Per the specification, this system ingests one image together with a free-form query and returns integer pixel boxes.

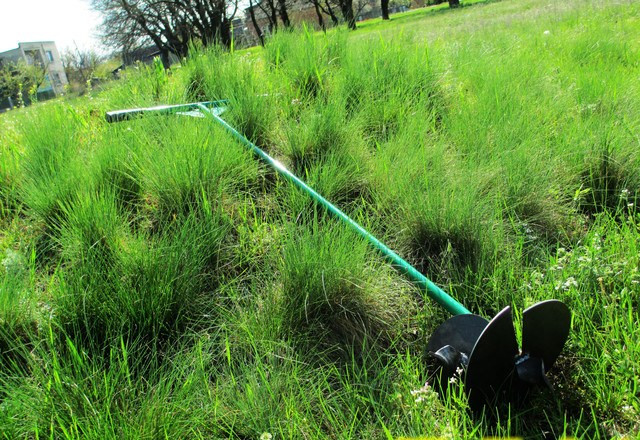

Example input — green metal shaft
[106,101,228,123]
[196,103,470,316]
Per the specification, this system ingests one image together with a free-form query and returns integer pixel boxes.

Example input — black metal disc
[465,306,519,409]
[522,299,571,372]
[427,314,490,357]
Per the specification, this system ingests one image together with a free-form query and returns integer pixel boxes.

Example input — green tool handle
[196,103,470,316]
[106,100,228,123]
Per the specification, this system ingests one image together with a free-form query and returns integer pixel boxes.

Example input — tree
[311,0,326,31]
[306,0,339,27]
[381,0,389,20]
[255,0,279,33]
[245,0,293,45]
[337,0,356,29]
[247,0,265,45]
[277,0,291,28]
[0,60,48,105]
[323,0,340,26]
[62,46,102,86]
[92,0,239,67]
[0,64,19,103]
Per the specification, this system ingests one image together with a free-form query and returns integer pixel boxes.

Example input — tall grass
[55,190,232,350]
[1,0,639,437]
[277,221,416,351]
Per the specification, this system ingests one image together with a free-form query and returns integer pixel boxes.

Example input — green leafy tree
[0,60,47,106]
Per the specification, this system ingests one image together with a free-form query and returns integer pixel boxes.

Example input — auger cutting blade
[427,301,571,410]
[427,314,489,376]
[517,299,571,386]
[465,306,520,409]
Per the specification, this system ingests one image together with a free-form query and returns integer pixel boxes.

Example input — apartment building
[0,41,69,98]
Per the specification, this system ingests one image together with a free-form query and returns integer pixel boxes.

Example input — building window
[25,50,39,65]
[53,72,62,86]
[46,50,54,62]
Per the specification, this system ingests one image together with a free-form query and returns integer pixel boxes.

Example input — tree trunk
[278,0,291,28]
[220,18,232,47]
[313,1,326,31]
[160,48,170,69]
[340,0,356,30]
[269,0,278,32]
[448,0,460,7]
[325,0,340,26]
[258,0,278,32]
[248,0,265,46]
[381,0,389,20]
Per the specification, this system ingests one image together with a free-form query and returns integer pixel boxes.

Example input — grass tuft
[55,192,231,350]
[579,143,639,217]
[278,221,416,352]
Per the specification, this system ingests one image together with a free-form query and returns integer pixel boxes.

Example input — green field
[1,0,639,437]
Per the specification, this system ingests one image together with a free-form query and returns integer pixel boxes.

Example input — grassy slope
[1,0,639,438]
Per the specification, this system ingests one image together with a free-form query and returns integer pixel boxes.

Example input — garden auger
[106,100,571,409]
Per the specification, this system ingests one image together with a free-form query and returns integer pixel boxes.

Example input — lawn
[0,0,639,438]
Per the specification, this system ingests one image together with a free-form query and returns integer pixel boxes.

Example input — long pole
[195,103,470,316]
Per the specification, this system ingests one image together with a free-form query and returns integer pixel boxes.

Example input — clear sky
[0,0,103,54]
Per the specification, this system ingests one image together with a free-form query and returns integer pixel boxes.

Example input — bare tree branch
[91,0,234,66]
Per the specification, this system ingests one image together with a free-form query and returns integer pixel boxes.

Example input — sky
[0,0,103,54]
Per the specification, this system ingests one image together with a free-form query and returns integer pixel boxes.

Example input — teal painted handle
[196,103,470,316]
[106,100,228,123]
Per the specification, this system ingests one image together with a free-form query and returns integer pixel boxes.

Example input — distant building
[0,41,69,99]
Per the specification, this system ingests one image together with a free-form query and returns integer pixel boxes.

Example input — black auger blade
[426,314,489,377]
[518,299,571,387]
[427,300,571,410]
[466,306,520,409]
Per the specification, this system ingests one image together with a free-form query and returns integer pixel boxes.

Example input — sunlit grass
[0,0,639,437]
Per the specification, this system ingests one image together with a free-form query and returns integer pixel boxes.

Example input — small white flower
[556,276,578,291]
[260,433,273,440]
[543,30,551,35]
[449,376,457,384]
[411,381,433,403]
[2,249,24,274]
[621,405,634,415]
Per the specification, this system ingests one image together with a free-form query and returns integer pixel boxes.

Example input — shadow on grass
[469,370,604,439]
[423,347,604,438]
